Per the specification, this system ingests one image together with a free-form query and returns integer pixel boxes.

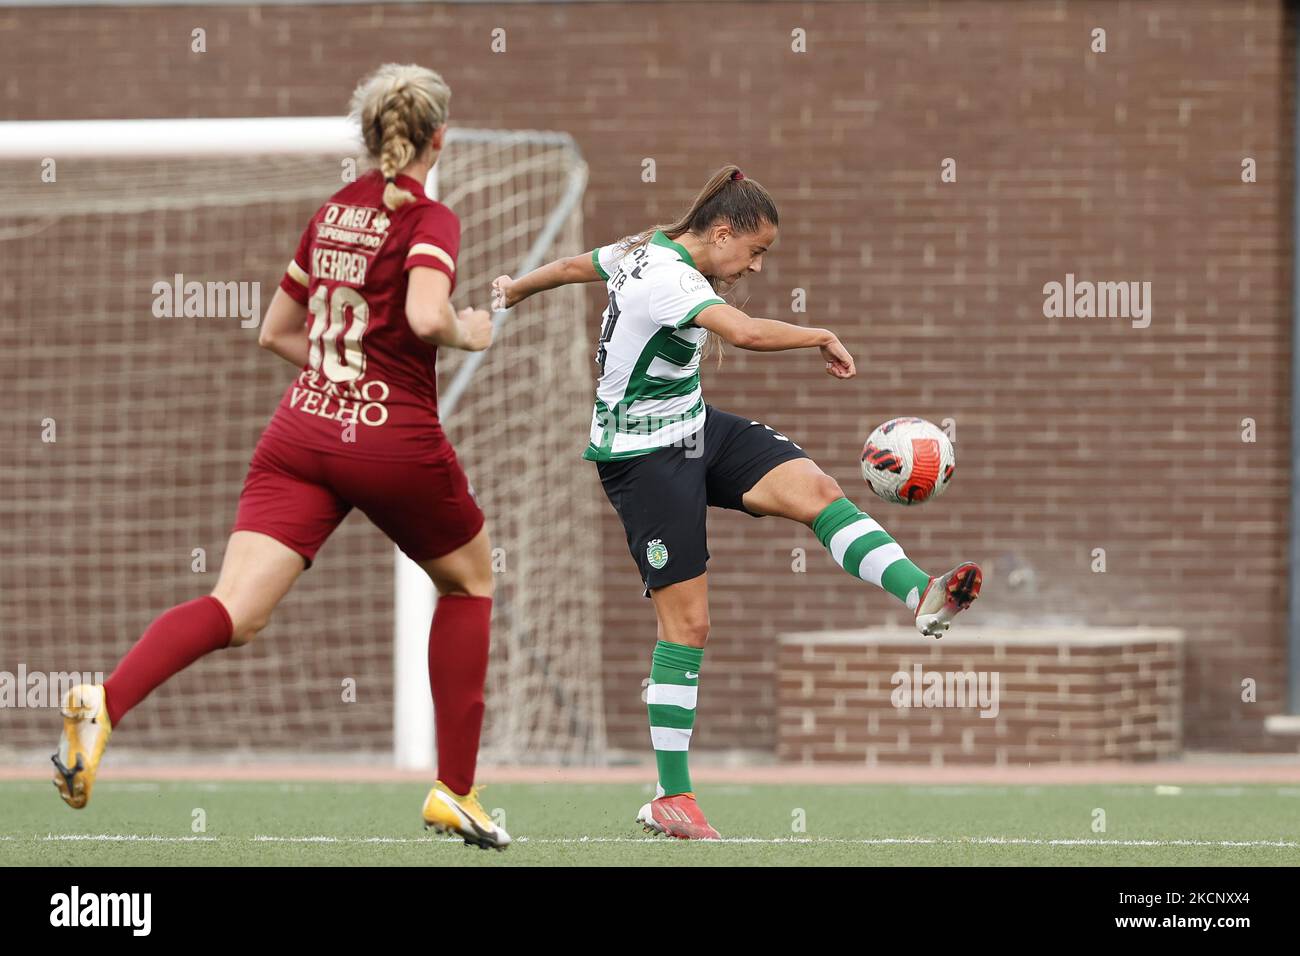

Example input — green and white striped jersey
[582,230,726,461]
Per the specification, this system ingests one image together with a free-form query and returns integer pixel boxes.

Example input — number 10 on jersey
[308,284,370,383]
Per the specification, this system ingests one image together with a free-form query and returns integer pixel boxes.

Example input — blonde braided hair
[350,64,451,210]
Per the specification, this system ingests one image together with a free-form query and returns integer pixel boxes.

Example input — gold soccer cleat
[51,684,113,810]
[421,781,512,851]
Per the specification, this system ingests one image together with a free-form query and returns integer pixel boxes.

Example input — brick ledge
[778,626,1185,647]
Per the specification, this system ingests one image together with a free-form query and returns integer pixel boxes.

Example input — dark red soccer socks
[103,595,234,727]
[427,594,492,795]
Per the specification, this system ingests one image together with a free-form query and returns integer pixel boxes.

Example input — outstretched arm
[693,303,856,379]
[491,252,602,310]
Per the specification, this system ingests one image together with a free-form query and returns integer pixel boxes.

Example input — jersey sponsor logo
[322,202,390,232]
[289,369,391,427]
[314,203,390,252]
[646,538,669,570]
[679,270,711,293]
[315,223,385,249]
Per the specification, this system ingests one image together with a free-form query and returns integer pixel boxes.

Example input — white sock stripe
[827,516,883,567]
[645,683,698,709]
[857,544,907,586]
[649,726,693,751]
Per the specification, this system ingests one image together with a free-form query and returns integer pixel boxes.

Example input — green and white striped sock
[646,640,702,797]
[812,497,931,610]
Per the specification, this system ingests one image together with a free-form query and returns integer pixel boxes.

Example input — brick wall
[0,0,1292,756]
[777,627,1183,764]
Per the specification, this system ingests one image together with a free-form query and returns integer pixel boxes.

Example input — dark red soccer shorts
[232,434,484,567]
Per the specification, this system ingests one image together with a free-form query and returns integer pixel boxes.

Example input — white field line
[6,780,1300,796]
[13,834,1297,849]
[40,833,218,842]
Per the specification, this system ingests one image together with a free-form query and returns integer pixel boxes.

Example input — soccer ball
[860,417,955,505]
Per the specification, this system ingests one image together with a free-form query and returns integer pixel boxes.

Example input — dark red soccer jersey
[263,169,460,462]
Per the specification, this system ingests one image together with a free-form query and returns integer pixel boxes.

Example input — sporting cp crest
[645,538,669,570]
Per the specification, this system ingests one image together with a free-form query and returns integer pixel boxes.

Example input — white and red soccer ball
[860,417,955,505]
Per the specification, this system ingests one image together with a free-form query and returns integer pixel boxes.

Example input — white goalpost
[0,117,606,768]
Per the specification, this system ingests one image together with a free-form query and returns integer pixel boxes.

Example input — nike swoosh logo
[684,672,698,679]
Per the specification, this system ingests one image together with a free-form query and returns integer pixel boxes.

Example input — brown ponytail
[623,164,778,256]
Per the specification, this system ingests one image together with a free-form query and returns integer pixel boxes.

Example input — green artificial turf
[2,781,1297,867]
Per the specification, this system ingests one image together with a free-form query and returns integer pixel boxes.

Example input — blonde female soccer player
[53,64,512,850]
[492,166,982,839]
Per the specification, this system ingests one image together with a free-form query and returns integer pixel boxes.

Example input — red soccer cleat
[914,561,983,638]
[636,793,721,840]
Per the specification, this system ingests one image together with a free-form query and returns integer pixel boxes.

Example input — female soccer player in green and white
[492,165,981,839]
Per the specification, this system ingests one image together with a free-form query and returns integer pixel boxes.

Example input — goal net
[0,121,606,766]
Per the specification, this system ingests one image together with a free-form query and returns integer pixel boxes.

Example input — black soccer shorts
[595,405,810,595]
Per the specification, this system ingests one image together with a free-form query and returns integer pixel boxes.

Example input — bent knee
[210,593,269,647]
[685,617,711,646]
[812,472,845,507]
[434,572,495,600]
[667,615,710,648]
[226,613,269,647]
